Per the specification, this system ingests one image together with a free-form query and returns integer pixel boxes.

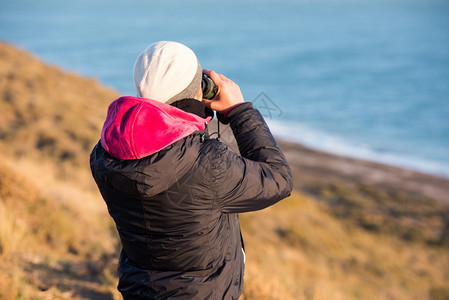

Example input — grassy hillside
[240,191,449,300]
[0,41,121,299]
[0,42,448,300]
[0,160,119,299]
[0,41,117,176]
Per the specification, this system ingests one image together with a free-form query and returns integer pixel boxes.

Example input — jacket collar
[171,98,214,119]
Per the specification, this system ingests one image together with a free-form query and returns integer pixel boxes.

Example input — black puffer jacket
[90,97,292,299]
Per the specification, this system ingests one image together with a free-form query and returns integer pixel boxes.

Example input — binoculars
[202,74,218,100]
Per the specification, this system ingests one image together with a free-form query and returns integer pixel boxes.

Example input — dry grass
[0,201,26,259]
[0,41,117,182]
[0,42,121,299]
[0,158,121,299]
[240,192,449,300]
[307,182,449,246]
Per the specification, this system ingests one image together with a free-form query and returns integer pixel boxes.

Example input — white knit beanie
[133,41,202,104]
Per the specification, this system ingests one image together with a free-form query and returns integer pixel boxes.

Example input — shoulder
[199,138,229,160]
[199,138,244,177]
[201,137,227,152]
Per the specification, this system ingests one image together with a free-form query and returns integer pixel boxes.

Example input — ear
[195,86,203,101]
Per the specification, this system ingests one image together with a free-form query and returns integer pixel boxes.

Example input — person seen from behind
[90,41,293,299]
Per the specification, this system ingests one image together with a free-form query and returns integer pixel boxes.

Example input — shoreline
[209,120,449,203]
[279,139,449,203]
[265,120,449,181]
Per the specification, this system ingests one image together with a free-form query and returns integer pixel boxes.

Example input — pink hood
[101,96,211,160]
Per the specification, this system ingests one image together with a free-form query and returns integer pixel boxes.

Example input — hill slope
[0,42,448,300]
[0,41,120,299]
[0,41,117,175]
[240,192,449,300]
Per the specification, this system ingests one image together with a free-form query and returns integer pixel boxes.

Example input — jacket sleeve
[212,103,293,213]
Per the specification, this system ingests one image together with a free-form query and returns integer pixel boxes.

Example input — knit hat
[133,41,202,105]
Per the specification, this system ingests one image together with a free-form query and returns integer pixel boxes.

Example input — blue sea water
[1,0,448,177]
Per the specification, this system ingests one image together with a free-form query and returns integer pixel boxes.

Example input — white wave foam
[267,119,449,179]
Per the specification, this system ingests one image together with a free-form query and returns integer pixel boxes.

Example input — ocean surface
[1,0,448,177]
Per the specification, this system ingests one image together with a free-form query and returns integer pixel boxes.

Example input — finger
[202,69,211,76]
[203,69,222,86]
[202,98,225,112]
[202,99,213,109]
[217,73,229,81]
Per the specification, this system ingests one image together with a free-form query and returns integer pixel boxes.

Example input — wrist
[223,103,244,117]
[217,102,253,124]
